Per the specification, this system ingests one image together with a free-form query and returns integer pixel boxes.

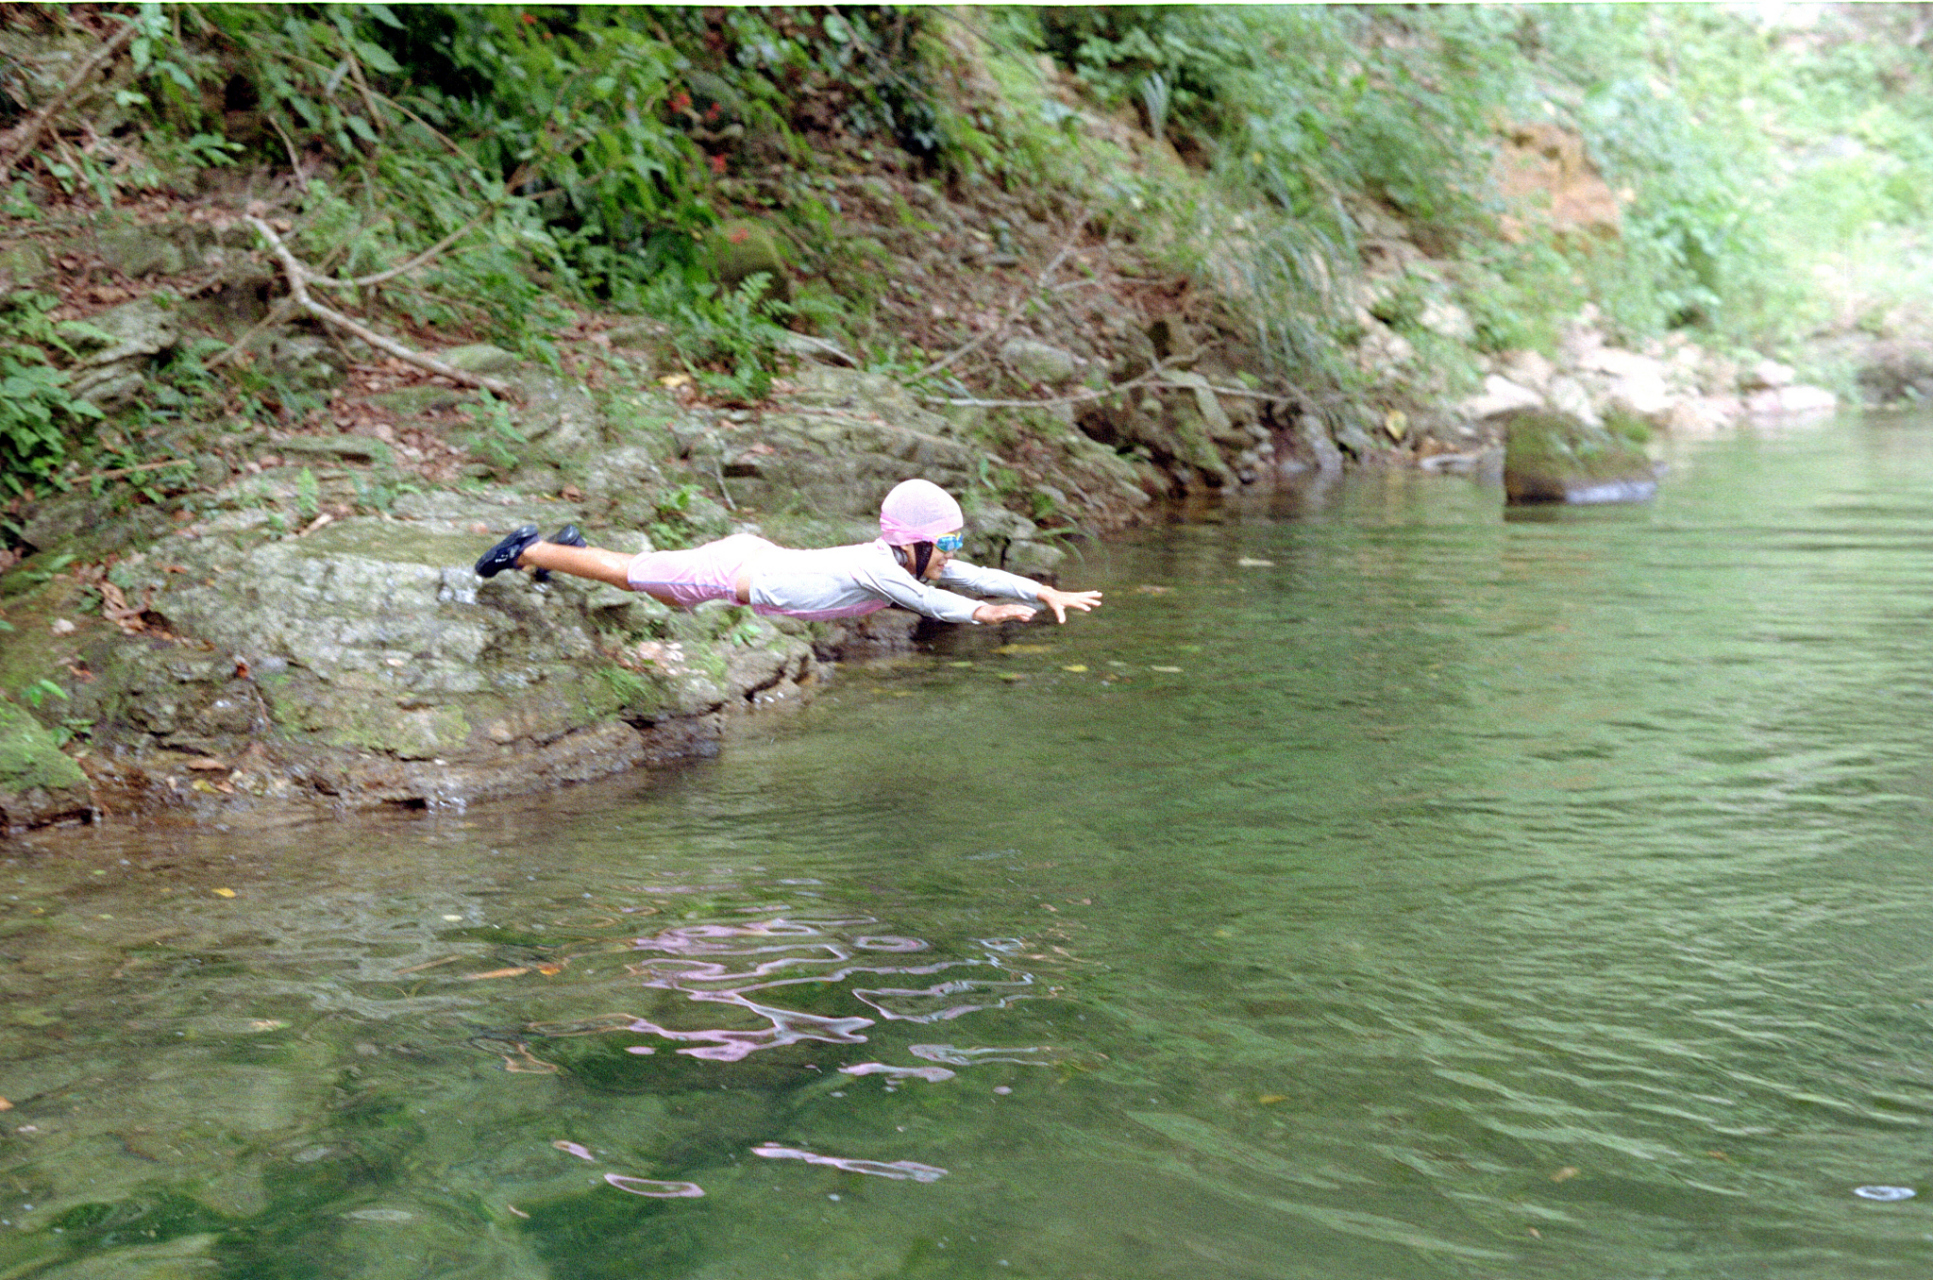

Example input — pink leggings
[626,534,775,608]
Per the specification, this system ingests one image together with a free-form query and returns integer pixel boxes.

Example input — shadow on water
[12,412,1933,1277]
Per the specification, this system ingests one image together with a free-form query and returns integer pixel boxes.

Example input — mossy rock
[1502,408,1657,505]
[0,699,90,829]
[706,219,791,306]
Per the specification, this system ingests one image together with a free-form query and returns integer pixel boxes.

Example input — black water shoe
[475,524,541,578]
[532,524,588,584]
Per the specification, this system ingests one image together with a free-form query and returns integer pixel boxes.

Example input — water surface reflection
[9,414,1933,1278]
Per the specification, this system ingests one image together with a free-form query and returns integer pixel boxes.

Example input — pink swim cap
[878,478,963,545]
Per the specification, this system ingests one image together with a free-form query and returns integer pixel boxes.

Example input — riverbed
[7,410,1933,1279]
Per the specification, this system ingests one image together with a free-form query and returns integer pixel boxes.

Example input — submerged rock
[1501,408,1657,505]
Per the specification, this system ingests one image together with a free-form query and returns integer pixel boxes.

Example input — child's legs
[518,543,636,590]
[625,535,773,608]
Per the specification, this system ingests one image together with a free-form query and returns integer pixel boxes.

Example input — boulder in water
[1501,408,1656,505]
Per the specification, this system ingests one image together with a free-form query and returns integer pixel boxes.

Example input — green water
[10,413,1933,1279]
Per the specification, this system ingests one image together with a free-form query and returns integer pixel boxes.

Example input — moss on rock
[0,699,90,829]
[708,219,792,305]
[1502,408,1657,504]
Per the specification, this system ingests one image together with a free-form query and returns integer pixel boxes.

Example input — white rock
[1546,374,1600,427]
[1585,348,1676,421]
[1418,299,1476,344]
[1460,374,1544,420]
[1608,374,1674,421]
[1356,321,1414,372]
[1667,394,1744,437]
[1000,338,1081,385]
[1743,358,1797,390]
[1559,315,1605,367]
[1747,384,1836,418]
[1780,384,1837,414]
[1577,346,1664,380]
[1497,350,1555,394]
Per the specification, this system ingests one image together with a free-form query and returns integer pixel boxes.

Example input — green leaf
[355,39,402,76]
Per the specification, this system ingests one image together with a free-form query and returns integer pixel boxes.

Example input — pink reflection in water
[610,916,1043,1061]
[907,1044,1053,1067]
[621,995,874,1062]
[634,917,870,953]
[839,1062,956,1082]
[500,1043,562,1074]
[493,915,1053,1071]
[751,1144,947,1182]
[604,1173,705,1198]
[852,976,1038,1023]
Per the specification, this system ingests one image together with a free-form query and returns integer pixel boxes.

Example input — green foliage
[1453,236,1586,356]
[0,292,106,497]
[1234,218,1354,389]
[21,678,67,708]
[294,467,320,521]
[1041,8,1507,246]
[463,392,527,472]
[12,0,1929,446]
[635,274,794,405]
[1023,3,1933,366]
[643,482,706,551]
[402,8,704,268]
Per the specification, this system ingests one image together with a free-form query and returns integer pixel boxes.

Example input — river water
[8,411,1933,1279]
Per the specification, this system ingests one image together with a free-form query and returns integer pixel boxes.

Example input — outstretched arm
[969,587,1103,625]
[938,559,1102,624]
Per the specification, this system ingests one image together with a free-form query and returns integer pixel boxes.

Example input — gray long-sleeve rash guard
[746,539,1046,623]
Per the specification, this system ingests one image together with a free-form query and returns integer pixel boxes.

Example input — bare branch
[246,216,514,395]
[0,18,138,175]
[67,457,197,484]
[305,123,593,293]
[307,206,499,292]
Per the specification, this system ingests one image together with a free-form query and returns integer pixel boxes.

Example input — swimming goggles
[934,533,964,553]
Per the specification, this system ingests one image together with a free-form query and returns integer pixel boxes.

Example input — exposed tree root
[244,216,515,397]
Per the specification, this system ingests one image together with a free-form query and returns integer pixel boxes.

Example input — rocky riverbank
[0,338,1105,831]
[0,100,1921,834]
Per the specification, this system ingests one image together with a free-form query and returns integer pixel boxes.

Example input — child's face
[922,534,961,579]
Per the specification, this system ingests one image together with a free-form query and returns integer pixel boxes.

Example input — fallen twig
[245,216,514,395]
[0,18,138,175]
[775,332,860,367]
[67,457,198,484]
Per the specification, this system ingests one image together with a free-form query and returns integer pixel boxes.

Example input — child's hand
[973,602,1039,624]
[1037,587,1103,623]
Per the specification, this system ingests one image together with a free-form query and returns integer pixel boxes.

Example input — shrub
[0,293,106,498]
